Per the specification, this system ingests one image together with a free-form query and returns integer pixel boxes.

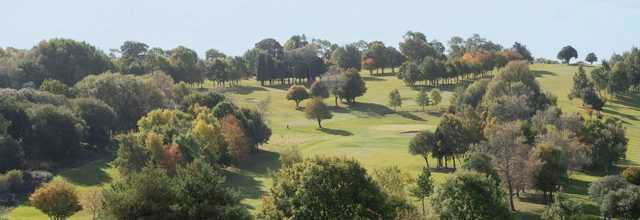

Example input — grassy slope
[9,64,639,219]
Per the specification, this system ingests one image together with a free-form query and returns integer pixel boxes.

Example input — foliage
[585,52,598,64]
[415,88,430,111]
[335,69,367,103]
[372,166,411,200]
[388,89,402,111]
[569,66,604,110]
[220,114,250,162]
[31,38,112,85]
[29,180,82,220]
[80,188,103,220]
[72,98,117,148]
[579,117,627,172]
[557,46,578,64]
[279,146,303,167]
[39,79,73,97]
[623,166,640,185]
[25,104,85,163]
[259,157,390,219]
[331,44,362,70]
[541,192,584,220]
[304,98,333,128]
[173,159,250,220]
[408,130,437,168]
[430,89,442,106]
[102,166,174,220]
[410,167,433,215]
[309,80,329,99]
[431,170,512,220]
[285,85,309,108]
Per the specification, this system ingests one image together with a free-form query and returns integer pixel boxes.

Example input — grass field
[7,64,639,219]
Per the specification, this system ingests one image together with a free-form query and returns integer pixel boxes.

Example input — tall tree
[586,52,598,64]
[388,89,402,111]
[416,88,430,111]
[286,85,310,108]
[481,122,530,211]
[511,42,533,62]
[331,44,362,70]
[557,46,578,64]
[410,167,434,215]
[32,38,112,85]
[304,98,333,128]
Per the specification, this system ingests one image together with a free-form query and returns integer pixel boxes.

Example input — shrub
[623,167,640,185]
[29,180,82,220]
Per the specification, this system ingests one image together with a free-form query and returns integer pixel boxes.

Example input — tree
[102,167,175,219]
[0,116,24,172]
[309,80,329,99]
[528,143,568,202]
[220,115,250,162]
[541,192,584,220]
[32,38,112,85]
[431,89,442,106]
[386,46,405,73]
[304,98,333,128]
[409,130,437,168]
[336,69,367,103]
[168,46,202,83]
[431,170,512,220]
[569,66,604,110]
[258,157,389,219]
[416,88,430,111]
[557,46,578,64]
[285,85,309,108]
[39,79,73,97]
[72,98,117,148]
[481,122,529,211]
[173,159,250,220]
[586,53,598,64]
[80,188,104,220]
[623,167,640,185]
[388,89,402,111]
[511,42,533,62]
[29,180,82,220]
[580,117,627,173]
[331,44,362,70]
[25,105,85,163]
[205,48,226,60]
[283,34,309,51]
[255,38,284,59]
[410,167,433,215]
[399,31,436,61]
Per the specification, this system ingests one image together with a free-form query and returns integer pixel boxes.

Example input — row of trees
[409,61,628,212]
[398,34,532,87]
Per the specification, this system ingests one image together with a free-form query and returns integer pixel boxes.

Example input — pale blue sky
[1,0,639,60]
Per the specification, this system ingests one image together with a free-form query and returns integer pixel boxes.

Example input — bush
[25,104,85,163]
[29,180,82,220]
[39,79,74,97]
[0,170,24,193]
[279,146,303,167]
[623,167,640,185]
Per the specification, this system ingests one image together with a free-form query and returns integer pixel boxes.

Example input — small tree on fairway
[416,88,430,111]
[286,85,309,108]
[557,46,578,64]
[388,89,402,111]
[410,167,433,216]
[431,89,442,106]
[586,53,598,65]
[309,80,329,99]
[304,98,333,128]
[30,180,82,220]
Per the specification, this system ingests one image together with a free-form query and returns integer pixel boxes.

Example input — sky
[1,0,639,61]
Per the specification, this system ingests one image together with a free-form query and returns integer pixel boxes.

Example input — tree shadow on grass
[397,111,426,121]
[362,76,386,81]
[225,150,281,203]
[610,93,640,110]
[601,108,638,121]
[429,167,456,174]
[531,70,557,77]
[348,102,393,117]
[58,159,112,187]
[220,85,268,95]
[318,127,353,136]
[409,83,459,92]
[263,83,292,91]
[564,177,591,195]
[329,106,351,113]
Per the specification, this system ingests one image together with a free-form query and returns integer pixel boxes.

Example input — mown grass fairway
[7,64,639,219]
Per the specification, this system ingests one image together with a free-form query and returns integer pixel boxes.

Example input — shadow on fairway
[531,70,557,77]
[220,85,268,95]
[318,127,353,136]
[225,150,281,203]
[362,76,386,81]
[397,111,426,121]
[348,102,393,117]
[58,159,113,186]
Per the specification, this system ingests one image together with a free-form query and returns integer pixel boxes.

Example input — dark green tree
[557,46,578,64]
